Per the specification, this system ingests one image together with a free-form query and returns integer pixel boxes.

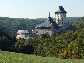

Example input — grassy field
[0,51,84,63]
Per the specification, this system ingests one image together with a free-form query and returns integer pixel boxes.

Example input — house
[16,30,29,39]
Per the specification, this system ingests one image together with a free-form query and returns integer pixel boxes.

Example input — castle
[16,6,70,39]
[32,6,70,36]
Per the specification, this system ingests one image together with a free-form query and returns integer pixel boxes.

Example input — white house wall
[16,35,21,39]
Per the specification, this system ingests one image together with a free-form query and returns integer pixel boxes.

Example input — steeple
[49,12,50,17]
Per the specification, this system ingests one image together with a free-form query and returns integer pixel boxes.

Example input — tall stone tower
[55,6,67,26]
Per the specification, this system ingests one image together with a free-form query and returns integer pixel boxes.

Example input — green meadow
[0,51,84,63]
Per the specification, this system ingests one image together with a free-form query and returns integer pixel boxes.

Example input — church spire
[49,12,50,17]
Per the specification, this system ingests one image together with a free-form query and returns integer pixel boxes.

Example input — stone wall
[54,23,70,34]
[35,29,54,36]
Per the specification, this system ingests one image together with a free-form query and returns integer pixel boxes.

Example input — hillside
[0,51,84,63]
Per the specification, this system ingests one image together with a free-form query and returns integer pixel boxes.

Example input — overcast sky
[0,0,84,19]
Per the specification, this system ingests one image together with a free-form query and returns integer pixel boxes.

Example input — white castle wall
[55,13,66,26]
[35,23,70,36]
[35,29,54,36]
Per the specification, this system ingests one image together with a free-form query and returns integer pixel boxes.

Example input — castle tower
[55,6,67,26]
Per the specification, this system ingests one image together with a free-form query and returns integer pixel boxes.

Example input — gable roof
[36,13,60,29]
[17,30,29,34]
[55,6,67,14]
[48,17,60,29]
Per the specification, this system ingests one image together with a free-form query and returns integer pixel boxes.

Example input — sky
[0,0,84,19]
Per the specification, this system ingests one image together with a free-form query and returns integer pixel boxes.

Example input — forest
[0,17,46,36]
[0,17,84,59]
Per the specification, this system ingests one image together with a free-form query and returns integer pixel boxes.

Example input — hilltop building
[32,6,70,36]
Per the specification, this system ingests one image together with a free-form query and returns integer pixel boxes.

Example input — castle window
[25,33,28,38]
[65,15,66,17]
[58,22,59,24]
[36,31,38,33]
[62,18,63,21]
[43,31,44,33]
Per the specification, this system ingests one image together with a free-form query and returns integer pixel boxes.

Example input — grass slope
[0,51,84,63]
